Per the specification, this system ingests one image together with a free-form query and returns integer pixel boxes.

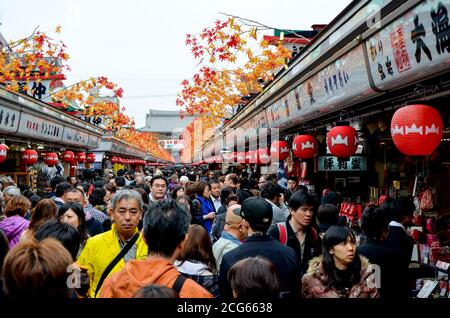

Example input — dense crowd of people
[0,167,417,299]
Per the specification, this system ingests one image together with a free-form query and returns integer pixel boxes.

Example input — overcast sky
[1,0,352,128]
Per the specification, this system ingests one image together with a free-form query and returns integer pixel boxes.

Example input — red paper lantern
[246,150,258,164]
[0,144,8,164]
[111,156,118,163]
[62,150,75,163]
[391,104,443,156]
[44,152,59,166]
[86,153,96,163]
[327,125,358,158]
[237,152,246,163]
[270,140,290,161]
[257,148,271,165]
[21,149,38,165]
[75,152,86,163]
[292,135,318,159]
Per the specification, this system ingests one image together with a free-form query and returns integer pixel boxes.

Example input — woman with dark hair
[196,182,216,234]
[58,202,88,257]
[21,199,58,241]
[228,256,280,298]
[171,186,185,200]
[176,195,203,226]
[89,187,107,213]
[0,195,31,249]
[302,225,379,298]
[175,224,219,297]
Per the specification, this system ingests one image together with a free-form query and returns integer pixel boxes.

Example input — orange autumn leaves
[177,18,292,128]
[0,26,172,162]
[0,27,70,93]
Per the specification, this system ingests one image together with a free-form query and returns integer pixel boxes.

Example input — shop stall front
[219,0,450,297]
[93,135,148,173]
[0,86,103,193]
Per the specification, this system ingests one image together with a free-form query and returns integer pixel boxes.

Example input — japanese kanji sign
[366,0,450,90]
[318,156,367,171]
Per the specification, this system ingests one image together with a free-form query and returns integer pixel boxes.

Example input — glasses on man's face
[153,184,167,189]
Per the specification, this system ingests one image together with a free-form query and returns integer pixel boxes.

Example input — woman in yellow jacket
[77,190,148,298]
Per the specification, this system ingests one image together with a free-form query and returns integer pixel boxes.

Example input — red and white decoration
[86,153,96,163]
[292,135,318,159]
[257,148,271,165]
[391,104,443,156]
[246,150,258,164]
[21,149,38,165]
[62,151,75,164]
[0,144,8,164]
[75,152,86,163]
[44,152,59,166]
[270,140,290,161]
[327,125,358,158]
[237,152,246,163]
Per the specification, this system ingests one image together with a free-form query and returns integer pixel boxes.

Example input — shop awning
[0,87,103,149]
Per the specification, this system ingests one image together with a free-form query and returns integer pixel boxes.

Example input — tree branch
[219,12,310,41]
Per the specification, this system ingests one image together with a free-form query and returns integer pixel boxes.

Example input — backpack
[420,189,434,212]
[276,222,318,245]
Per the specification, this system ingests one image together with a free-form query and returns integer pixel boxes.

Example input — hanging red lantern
[270,140,290,161]
[257,148,271,165]
[21,149,38,165]
[111,156,118,163]
[391,104,443,156]
[237,152,246,163]
[44,152,59,166]
[292,135,318,159]
[246,150,258,164]
[62,150,75,163]
[327,125,358,158]
[86,153,96,163]
[75,152,86,163]
[0,144,8,164]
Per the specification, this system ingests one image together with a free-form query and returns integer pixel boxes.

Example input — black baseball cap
[240,197,273,225]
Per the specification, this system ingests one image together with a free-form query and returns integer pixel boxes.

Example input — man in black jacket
[358,205,404,299]
[219,197,300,298]
[267,191,322,277]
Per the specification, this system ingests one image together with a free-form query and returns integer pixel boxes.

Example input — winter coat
[175,260,219,297]
[196,195,215,234]
[267,215,322,277]
[0,215,30,249]
[77,224,148,298]
[301,256,379,298]
[358,239,406,299]
[213,231,242,270]
[99,257,213,298]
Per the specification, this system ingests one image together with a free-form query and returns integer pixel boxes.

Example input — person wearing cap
[219,197,300,298]
[212,204,247,271]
